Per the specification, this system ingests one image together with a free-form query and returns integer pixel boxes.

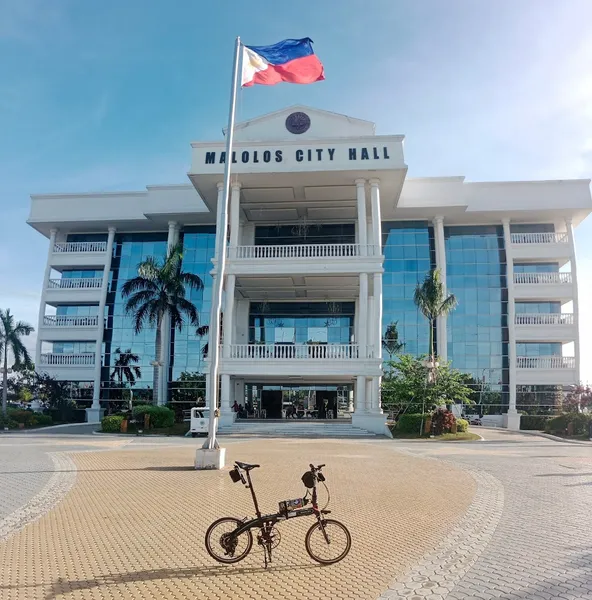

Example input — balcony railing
[227,343,365,360]
[39,353,95,366]
[47,278,103,290]
[230,244,377,260]
[53,241,107,253]
[515,313,574,326]
[514,272,572,285]
[516,356,576,369]
[43,315,100,327]
[511,232,568,245]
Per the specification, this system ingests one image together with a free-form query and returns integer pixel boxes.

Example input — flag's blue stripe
[246,38,314,66]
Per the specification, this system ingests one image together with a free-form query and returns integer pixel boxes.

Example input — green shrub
[0,415,19,429]
[546,414,569,433]
[132,405,175,429]
[546,413,592,435]
[456,418,469,433]
[101,415,125,433]
[520,415,553,431]
[32,414,54,427]
[7,408,36,426]
[396,413,431,434]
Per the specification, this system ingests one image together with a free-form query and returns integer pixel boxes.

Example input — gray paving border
[378,451,505,600]
[0,452,77,543]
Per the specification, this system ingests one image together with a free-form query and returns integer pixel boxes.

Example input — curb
[3,422,97,434]
[479,426,592,446]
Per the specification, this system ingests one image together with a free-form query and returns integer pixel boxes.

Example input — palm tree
[382,321,404,357]
[0,309,34,417]
[110,347,142,387]
[196,313,223,359]
[414,269,457,360]
[122,243,203,405]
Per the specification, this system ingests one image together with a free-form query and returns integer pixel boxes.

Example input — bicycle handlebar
[309,463,325,472]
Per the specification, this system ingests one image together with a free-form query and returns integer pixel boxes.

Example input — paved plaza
[0,429,590,599]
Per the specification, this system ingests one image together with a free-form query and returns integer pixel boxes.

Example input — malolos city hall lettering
[204,146,392,165]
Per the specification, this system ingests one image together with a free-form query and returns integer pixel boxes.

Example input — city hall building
[28,106,591,434]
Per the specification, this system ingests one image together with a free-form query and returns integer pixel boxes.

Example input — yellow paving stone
[0,439,475,599]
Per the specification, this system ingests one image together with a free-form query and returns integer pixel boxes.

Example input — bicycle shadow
[32,561,324,599]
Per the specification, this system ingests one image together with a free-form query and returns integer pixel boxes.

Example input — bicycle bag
[301,471,315,488]
[229,467,242,483]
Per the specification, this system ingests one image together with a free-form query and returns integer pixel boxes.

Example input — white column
[373,272,383,414]
[433,216,447,362]
[356,375,366,412]
[158,221,179,405]
[229,183,241,258]
[88,227,116,422]
[355,179,367,256]
[222,274,236,359]
[369,179,382,256]
[365,378,373,412]
[367,294,374,356]
[358,273,368,357]
[220,374,231,416]
[36,228,58,366]
[502,219,519,429]
[214,182,225,261]
[566,217,581,383]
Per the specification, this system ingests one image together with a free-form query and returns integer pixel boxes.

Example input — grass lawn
[389,429,481,441]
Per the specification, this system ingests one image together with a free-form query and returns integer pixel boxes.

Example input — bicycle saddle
[235,461,260,471]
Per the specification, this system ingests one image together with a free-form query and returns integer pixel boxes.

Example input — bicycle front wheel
[205,517,253,564]
[305,518,351,565]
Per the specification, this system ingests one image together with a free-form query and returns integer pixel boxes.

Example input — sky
[1,0,591,375]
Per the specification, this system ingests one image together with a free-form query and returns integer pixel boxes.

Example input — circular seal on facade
[285,112,311,134]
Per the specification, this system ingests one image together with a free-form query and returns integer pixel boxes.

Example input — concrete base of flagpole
[195,447,226,470]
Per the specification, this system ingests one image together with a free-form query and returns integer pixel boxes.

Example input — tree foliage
[382,321,404,357]
[381,354,474,416]
[413,269,457,358]
[0,309,34,416]
[121,243,203,404]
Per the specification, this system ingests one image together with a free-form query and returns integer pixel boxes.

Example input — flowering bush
[431,408,456,435]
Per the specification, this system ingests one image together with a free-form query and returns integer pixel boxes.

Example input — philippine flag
[241,38,325,87]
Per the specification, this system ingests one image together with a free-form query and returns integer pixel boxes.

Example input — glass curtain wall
[169,227,216,404]
[102,233,168,402]
[445,226,508,414]
[381,222,434,357]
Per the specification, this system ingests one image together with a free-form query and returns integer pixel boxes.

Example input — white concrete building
[28,106,592,434]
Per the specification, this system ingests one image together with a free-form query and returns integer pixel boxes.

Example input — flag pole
[204,36,241,452]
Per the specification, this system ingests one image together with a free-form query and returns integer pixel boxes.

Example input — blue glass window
[445,226,508,402]
[381,222,433,357]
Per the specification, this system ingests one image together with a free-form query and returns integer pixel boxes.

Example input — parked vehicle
[190,407,211,437]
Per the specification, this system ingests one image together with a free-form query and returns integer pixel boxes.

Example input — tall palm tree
[382,321,404,357]
[122,243,203,405]
[196,313,223,359]
[0,309,34,417]
[110,347,141,386]
[414,269,457,360]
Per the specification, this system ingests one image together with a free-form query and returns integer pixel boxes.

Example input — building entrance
[245,384,352,420]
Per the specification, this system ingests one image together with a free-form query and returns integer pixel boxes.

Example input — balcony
[38,353,96,380]
[516,355,577,385]
[514,313,576,342]
[513,272,573,301]
[511,232,570,262]
[220,343,381,378]
[40,315,100,342]
[51,241,108,268]
[224,244,381,276]
[43,315,100,327]
[45,277,103,304]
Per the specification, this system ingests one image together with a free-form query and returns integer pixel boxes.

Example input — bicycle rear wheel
[205,517,253,564]
[305,518,351,565]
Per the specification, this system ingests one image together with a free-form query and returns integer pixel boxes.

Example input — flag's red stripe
[243,54,325,87]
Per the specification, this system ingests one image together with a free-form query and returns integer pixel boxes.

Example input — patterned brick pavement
[0,439,475,600]
[383,430,592,599]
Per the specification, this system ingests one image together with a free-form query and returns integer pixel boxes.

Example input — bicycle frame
[232,466,328,538]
